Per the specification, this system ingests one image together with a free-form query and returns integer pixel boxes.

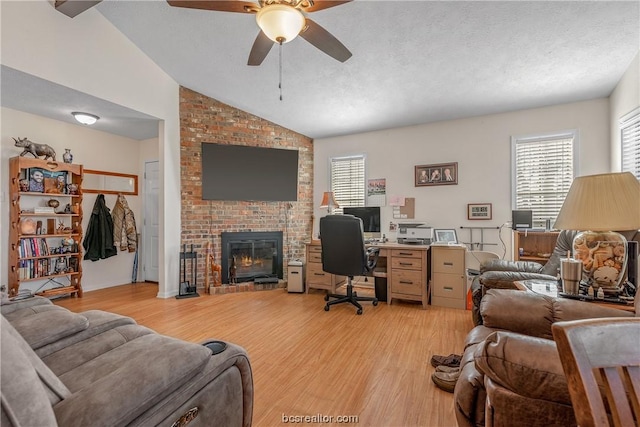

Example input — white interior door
[144,161,160,282]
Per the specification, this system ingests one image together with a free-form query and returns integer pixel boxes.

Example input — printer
[396,223,433,244]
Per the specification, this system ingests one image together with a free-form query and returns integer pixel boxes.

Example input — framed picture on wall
[467,203,492,220]
[415,162,458,186]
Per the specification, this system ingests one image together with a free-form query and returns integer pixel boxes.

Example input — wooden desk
[373,243,430,309]
[305,241,430,309]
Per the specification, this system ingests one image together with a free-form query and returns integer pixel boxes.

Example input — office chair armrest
[365,247,380,272]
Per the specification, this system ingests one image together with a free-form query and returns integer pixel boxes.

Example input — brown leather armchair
[454,288,637,427]
[470,229,639,326]
[470,230,579,325]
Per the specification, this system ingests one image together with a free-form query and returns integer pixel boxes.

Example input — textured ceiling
[2,1,639,140]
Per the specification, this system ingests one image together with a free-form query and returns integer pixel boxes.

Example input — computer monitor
[512,210,533,230]
[343,207,381,239]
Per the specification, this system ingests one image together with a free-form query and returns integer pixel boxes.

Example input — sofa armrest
[1,295,52,315]
[473,331,572,406]
[480,289,634,340]
[479,271,557,291]
[480,259,544,274]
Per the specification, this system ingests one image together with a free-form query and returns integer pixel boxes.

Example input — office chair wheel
[372,299,378,306]
[324,304,330,311]
[324,294,330,302]
[356,308,363,315]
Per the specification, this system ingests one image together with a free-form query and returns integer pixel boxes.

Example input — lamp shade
[256,4,305,43]
[72,112,99,125]
[554,172,640,231]
[320,191,339,210]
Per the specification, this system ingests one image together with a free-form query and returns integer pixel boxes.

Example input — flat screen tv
[343,207,381,236]
[201,143,299,201]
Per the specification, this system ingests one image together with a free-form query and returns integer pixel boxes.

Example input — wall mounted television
[343,207,381,237]
[201,143,299,201]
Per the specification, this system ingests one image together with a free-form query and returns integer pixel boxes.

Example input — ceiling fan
[166,0,353,66]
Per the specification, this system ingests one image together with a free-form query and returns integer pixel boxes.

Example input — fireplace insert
[221,231,283,284]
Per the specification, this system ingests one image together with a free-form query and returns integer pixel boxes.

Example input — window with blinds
[512,131,577,227]
[621,108,640,179]
[330,155,366,212]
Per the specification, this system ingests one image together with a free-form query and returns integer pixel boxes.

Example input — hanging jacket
[83,194,117,261]
[112,194,138,252]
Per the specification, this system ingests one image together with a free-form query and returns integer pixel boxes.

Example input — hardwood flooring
[55,283,473,426]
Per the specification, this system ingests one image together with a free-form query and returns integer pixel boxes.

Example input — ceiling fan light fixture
[72,112,99,125]
[256,4,305,43]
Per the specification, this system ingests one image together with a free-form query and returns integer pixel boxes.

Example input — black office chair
[320,214,380,315]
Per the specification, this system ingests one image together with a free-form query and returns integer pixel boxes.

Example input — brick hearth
[209,281,286,294]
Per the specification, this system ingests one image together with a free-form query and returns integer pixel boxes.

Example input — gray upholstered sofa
[1,296,253,427]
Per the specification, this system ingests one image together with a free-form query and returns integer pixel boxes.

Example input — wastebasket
[287,260,304,293]
[374,276,387,302]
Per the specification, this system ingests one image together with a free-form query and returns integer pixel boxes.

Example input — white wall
[610,52,640,171]
[314,98,610,259]
[1,108,146,292]
[0,1,180,297]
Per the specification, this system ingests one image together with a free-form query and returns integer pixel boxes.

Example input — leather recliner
[454,288,638,427]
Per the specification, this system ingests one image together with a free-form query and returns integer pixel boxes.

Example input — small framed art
[467,203,492,220]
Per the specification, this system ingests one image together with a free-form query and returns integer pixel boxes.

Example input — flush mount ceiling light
[256,4,305,44]
[72,112,99,125]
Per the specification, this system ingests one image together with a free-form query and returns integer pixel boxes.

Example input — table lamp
[554,172,640,294]
[320,191,339,214]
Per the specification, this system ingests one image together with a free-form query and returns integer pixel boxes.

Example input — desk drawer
[391,269,423,296]
[432,248,465,274]
[391,249,423,258]
[308,252,322,263]
[306,262,331,286]
[431,273,465,299]
[391,257,422,270]
[308,245,322,254]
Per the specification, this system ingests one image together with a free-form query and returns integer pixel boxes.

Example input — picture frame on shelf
[415,162,458,186]
[434,229,458,244]
[468,203,492,220]
[42,170,68,194]
[27,168,45,193]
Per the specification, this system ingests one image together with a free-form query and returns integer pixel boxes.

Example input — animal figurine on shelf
[13,137,57,160]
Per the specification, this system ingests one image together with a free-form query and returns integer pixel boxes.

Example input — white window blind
[621,108,640,179]
[330,155,365,212]
[512,132,576,227]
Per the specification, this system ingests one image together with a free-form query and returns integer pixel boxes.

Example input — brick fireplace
[179,86,313,288]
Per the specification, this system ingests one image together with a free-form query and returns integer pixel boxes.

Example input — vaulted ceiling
[2,1,639,140]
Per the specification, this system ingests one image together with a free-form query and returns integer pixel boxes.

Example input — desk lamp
[320,191,339,214]
[313,192,340,241]
[554,172,640,294]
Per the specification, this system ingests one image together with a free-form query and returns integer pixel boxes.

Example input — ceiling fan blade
[166,1,257,13]
[248,31,274,66]
[299,19,352,62]
[304,0,352,13]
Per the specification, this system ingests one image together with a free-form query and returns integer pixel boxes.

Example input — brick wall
[179,86,313,285]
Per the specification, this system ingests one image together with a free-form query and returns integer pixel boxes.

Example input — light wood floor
[55,283,473,427]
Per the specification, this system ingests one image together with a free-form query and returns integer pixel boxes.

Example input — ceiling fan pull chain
[279,41,283,101]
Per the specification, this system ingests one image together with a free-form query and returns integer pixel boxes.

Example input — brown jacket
[112,194,137,252]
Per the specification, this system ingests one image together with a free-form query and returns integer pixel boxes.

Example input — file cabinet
[431,245,466,309]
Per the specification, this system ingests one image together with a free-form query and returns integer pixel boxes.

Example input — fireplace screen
[221,231,283,284]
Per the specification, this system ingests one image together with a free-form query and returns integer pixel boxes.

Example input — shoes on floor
[430,353,462,368]
[435,365,460,373]
[431,369,460,393]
